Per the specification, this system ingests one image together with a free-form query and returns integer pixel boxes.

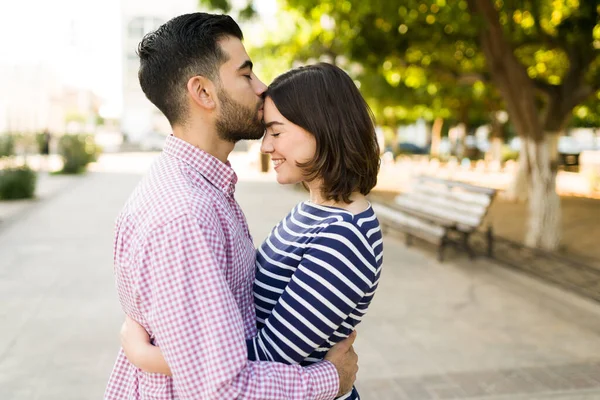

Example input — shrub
[464,147,484,160]
[0,135,15,158]
[35,132,51,155]
[58,134,101,174]
[0,166,37,200]
[501,146,519,163]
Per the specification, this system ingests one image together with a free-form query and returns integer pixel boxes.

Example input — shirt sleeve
[143,214,339,400]
[246,220,378,364]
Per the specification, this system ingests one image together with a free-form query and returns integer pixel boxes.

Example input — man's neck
[172,125,234,164]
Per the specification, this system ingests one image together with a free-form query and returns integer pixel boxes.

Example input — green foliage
[501,146,519,163]
[57,134,101,174]
[199,0,257,19]
[244,0,503,128]
[0,166,37,200]
[207,0,599,130]
[0,135,15,158]
[571,91,600,128]
[35,132,52,155]
[199,0,232,13]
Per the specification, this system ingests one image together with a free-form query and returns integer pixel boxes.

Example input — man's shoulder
[118,157,222,237]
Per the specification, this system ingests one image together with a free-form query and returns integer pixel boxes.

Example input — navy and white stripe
[247,201,384,400]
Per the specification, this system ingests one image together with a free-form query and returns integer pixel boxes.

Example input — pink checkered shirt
[105,135,339,399]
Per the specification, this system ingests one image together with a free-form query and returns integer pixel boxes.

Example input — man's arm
[143,214,340,400]
[119,317,358,397]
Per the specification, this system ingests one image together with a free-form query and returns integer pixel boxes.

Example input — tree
[249,1,505,154]
[202,0,600,250]
[466,0,599,249]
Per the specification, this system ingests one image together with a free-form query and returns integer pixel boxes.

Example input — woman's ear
[187,76,217,110]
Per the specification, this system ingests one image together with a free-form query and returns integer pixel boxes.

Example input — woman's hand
[120,315,172,376]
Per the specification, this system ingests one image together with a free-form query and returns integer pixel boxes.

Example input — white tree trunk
[523,135,561,250]
[507,132,560,202]
[490,137,503,164]
[449,123,466,158]
[430,118,443,158]
[506,145,530,202]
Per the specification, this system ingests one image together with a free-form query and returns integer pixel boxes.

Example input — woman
[121,63,383,399]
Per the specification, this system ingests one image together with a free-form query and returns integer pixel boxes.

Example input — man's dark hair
[266,63,380,203]
[137,13,243,126]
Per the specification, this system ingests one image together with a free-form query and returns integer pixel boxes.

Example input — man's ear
[187,76,217,110]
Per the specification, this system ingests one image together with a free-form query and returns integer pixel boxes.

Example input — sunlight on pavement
[89,151,277,183]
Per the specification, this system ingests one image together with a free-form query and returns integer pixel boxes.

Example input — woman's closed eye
[271,132,281,138]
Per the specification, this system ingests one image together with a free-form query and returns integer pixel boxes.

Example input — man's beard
[215,88,264,143]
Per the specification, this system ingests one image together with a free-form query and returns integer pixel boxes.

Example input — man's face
[214,37,267,143]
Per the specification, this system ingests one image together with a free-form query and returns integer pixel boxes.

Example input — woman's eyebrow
[264,121,284,128]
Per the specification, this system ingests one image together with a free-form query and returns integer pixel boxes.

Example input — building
[120,0,197,142]
[0,64,65,134]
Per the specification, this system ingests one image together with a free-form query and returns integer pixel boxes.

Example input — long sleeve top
[247,201,384,400]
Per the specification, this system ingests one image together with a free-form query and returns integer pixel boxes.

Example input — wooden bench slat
[414,184,492,207]
[372,176,495,262]
[417,175,497,196]
[373,204,445,243]
[404,192,487,219]
[395,196,482,228]
[392,206,456,227]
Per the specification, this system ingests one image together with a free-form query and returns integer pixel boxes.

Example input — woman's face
[260,97,316,185]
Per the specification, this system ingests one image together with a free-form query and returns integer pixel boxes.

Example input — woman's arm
[120,315,172,376]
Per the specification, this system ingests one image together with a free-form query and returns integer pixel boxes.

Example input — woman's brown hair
[266,63,380,203]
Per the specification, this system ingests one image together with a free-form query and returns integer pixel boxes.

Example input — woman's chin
[275,174,300,186]
[275,174,289,185]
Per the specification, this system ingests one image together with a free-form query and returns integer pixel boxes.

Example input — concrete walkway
[1,153,599,399]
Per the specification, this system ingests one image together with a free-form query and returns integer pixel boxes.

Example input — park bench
[373,176,496,262]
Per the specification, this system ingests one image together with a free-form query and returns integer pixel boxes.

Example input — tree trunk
[487,114,504,165]
[430,117,443,158]
[490,137,503,163]
[507,147,529,201]
[507,131,560,202]
[449,123,467,158]
[467,0,563,250]
[523,136,561,250]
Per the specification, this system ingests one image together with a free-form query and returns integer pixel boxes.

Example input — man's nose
[253,75,267,97]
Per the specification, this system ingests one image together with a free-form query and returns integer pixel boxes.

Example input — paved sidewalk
[0,172,83,230]
[0,153,599,399]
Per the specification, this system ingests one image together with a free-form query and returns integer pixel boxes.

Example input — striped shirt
[247,201,384,400]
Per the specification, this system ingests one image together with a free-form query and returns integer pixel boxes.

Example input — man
[105,12,358,399]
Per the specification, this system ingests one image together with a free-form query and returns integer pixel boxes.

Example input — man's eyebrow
[237,60,253,71]
[264,121,284,128]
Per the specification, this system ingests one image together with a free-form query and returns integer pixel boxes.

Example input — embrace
[105,12,383,400]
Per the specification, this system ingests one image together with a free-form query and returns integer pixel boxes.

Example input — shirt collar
[162,135,238,195]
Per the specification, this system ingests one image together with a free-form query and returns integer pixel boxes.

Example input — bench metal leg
[462,232,475,260]
[437,239,447,262]
[486,226,494,258]
[406,233,413,247]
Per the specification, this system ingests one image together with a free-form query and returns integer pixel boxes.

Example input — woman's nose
[260,135,273,154]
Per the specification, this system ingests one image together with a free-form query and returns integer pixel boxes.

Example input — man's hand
[324,331,359,397]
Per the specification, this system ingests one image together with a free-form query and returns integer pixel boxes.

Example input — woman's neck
[306,181,369,213]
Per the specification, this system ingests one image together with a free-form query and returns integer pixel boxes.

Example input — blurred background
[1,0,600,399]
